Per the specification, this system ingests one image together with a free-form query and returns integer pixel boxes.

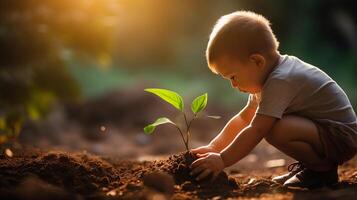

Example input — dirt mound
[0,150,120,195]
[149,151,239,198]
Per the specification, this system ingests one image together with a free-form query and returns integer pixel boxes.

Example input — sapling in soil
[143,88,220,152]
[142,88,234,186]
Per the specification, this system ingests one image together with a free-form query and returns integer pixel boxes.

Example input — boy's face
[213,55,266,93]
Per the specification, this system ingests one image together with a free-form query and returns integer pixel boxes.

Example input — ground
[1,87,356,199]
[0,147,356,200]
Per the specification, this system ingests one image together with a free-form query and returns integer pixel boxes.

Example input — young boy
[189,11,357,189]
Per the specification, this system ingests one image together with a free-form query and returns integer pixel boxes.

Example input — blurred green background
[0,0,356,142]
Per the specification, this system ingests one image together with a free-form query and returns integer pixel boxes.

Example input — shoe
[283,166,338,189]
[272,162,305,184]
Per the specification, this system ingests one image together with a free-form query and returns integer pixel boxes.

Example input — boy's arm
[209,103,257,151]
[220,113,277,167]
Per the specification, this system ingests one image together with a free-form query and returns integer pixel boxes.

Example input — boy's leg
[265,115,334,171]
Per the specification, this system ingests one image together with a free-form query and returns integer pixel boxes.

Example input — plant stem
[183,113,190,149]
[173,123,189,151]
[183,113,189,129]
[183,113,197,151]
[187,114,196,131]
[186,114,197,150]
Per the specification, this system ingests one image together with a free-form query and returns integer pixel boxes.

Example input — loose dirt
[0,148,356,200]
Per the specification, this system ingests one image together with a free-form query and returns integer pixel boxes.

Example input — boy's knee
[264,115,296,145]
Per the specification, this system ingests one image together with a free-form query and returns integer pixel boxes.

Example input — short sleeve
[256,79,297,119]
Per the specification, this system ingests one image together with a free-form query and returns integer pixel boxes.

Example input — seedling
[143,88,220,151]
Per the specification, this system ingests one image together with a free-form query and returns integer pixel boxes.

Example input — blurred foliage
[0,0,356,142]
[0,0,120,142]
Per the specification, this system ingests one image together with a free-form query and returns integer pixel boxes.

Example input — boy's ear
[249,54,266,69]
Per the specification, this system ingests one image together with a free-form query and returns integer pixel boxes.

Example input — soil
[0,147,356,200]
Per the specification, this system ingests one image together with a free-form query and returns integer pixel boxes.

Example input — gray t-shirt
[248,54,357,148]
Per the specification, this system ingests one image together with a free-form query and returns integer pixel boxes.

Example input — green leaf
[144,88,184,112]
[143,117,175,134]
[191,93,208,114]
[206,115,221,119]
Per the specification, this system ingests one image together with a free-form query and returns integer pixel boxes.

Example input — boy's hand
[190,144,219,155]
[190,152,225,182]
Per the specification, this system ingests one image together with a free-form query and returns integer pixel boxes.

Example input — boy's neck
[261,51,281,84]
[268,51,281,71]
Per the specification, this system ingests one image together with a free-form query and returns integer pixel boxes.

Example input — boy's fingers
[190,147,206,154]
[190,164,206,176]
[191,157,206,168]
[210,171,219,182]
[196,169,212,181]
[196,153,208,157]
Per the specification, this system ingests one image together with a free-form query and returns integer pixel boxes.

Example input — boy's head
[206,11,280,93]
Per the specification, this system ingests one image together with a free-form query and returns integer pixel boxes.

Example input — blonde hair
[206,11,279,73]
